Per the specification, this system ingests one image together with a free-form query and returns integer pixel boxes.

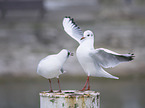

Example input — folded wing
[90,48,134,68]
[63,16,83,44]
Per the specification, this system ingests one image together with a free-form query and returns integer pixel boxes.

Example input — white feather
[37,49,69,79]
[63,17,83,44]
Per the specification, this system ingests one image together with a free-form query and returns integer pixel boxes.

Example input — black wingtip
[64,16,82,32]
[65,16,74,22]
[118,53,135,61]
[130,56,134,61]
[64,16,74,23]
[130,54,135,61]
[127,53,135,60]
[131,53,134,55]
[128,53,134,56]
[70,18,74,22]
[65,16,78,25]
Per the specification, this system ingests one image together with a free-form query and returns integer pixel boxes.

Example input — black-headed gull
[37,49,71,92]
[63,16,134,91]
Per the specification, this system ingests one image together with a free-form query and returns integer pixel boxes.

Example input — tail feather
[91,65,119,79]
[101,70,119,79]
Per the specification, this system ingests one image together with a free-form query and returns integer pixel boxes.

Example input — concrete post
[39,90,100,108]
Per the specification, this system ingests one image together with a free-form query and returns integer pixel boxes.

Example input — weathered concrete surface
[40,90,100,108]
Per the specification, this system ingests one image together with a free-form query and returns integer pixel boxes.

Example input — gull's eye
[87,34,90,37]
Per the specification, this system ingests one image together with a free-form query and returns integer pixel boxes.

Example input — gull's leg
[80,76,89,91]
[48,79,53,92]
[57,78,61,92]
[87,76,90,90]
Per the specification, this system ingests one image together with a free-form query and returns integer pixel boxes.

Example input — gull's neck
[81,38,94,49]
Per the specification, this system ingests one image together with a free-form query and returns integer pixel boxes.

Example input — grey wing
[90,48,134,68]
[63,16,83,44]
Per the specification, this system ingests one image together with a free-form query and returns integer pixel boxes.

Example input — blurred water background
[0,0,145,108]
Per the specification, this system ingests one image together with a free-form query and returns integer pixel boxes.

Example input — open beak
[70,52,74,56]
[80,37,85,40]
[68,51,74,57]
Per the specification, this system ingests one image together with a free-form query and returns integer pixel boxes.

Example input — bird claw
[70,53,74,56]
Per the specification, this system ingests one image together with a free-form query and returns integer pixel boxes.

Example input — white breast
[76,43,95,76]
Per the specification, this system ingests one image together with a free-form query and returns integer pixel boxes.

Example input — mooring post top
[40,90,100,98]
[39,90,100,108]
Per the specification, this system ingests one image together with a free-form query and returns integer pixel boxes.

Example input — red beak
[80,37,85,40]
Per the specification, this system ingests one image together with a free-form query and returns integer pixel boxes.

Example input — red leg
[80,76,89,91]
[87,76,90,90]
[57,78,61,92]
[48,79,53,92]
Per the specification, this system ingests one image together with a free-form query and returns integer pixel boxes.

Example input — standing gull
[37,49,71,92]
[63,16,134,91]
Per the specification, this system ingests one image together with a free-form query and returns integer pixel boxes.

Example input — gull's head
[60,49,73,58]
[81,30,94,40]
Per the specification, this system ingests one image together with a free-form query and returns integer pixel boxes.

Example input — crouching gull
[63,16,135,91]
[37,49,72,92]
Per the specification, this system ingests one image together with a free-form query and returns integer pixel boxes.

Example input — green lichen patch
[62,103,64,107]
[92,98,95,103]
[74,103,78,108]
[50,99,55,103]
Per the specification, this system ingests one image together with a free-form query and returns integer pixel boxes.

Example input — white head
[81,30,94,40]
[59,49,72,58]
